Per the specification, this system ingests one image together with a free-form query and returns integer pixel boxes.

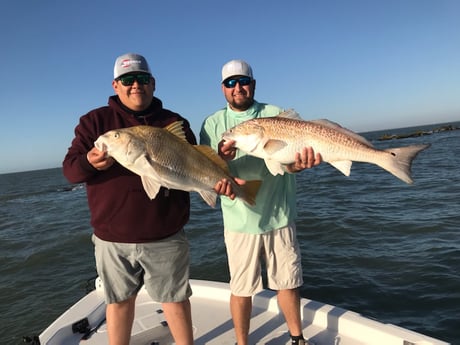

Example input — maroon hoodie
[63,95,196,243]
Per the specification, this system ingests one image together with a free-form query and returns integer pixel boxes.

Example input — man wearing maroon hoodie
[63,53,234,345]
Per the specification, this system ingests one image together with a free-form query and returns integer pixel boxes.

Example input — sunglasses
[223,76,252,88]
[117,73,151,86]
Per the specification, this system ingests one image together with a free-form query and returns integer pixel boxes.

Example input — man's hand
[87,147,115,171]
[213,177,246,200]
[285,147,321,173]
[218,139,237,161]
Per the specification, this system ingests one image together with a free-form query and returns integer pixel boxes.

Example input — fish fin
[195,145,230,173]
[238,180,263,206]
[379,144,430,184]
[265,159,286,176]
[199,190,217,208]
[309,119,374,147]
[140,175,162,199]
[276,109,303,120]
[164,121,187,142]
[263,139,288,155]
[329,160,353,176]
[133,155,163,198]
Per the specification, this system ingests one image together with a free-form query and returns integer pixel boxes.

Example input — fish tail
[379,144,430,184]
[239,180,262,206]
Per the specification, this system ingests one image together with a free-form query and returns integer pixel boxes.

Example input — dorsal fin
[309,119,374,147]
[195,145,230,173]
[276,109,303,120]
[164,121,187,142]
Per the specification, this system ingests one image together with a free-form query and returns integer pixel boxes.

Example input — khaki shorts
[93,230,192,304]
[224,224,303,296]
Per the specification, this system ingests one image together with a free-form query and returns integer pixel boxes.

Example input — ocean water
[1,122,459,344]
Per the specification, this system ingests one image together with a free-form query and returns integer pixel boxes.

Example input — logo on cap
[121,59,142,69]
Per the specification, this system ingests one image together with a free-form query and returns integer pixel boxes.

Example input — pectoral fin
[329,160,352,176]
[141,176,162,199]
[263,139,288,155]
[130,155,162,199]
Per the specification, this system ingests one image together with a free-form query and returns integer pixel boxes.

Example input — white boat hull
[38,278,449,345]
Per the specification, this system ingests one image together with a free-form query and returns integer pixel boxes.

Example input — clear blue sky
[1,0,459,174]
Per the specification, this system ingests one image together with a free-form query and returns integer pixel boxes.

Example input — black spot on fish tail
[381,144,430,184]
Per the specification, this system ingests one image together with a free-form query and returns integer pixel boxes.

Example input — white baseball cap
[221,59,253,82]
[113,53,151,79]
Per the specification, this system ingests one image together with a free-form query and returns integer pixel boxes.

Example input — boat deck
[39,278,449,345]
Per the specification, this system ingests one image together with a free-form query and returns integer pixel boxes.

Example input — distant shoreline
[378,124,460,141]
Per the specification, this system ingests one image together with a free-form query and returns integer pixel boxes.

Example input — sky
[0,0,459,174]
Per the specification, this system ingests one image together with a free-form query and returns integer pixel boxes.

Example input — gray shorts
[93,230,192,304]
[224,224,303,296]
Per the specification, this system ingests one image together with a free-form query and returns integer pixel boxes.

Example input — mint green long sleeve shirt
[200,101,297,234]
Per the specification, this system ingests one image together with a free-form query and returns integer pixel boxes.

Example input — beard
[229,97,254,111]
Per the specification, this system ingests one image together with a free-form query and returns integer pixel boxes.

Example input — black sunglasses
[223,76,252,88]
[117,73,151,86]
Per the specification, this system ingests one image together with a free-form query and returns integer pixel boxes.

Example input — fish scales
[95,123,261,207]
[222,110,430,183]
[131,128,214,186]
[146,130,223,188]
[249,117,378,162]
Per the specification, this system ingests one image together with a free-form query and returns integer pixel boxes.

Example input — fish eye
[114,133,120,138]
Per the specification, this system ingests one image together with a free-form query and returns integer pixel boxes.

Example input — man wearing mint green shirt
[200,60,321,345]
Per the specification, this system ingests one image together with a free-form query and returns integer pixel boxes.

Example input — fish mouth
[221,136,235,146]
[221,131,232,141]
[94,140,107,152]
